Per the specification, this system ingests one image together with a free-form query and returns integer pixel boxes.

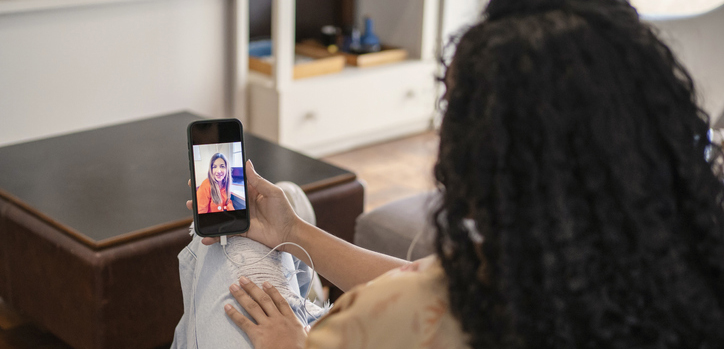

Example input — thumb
[245,160,280,197]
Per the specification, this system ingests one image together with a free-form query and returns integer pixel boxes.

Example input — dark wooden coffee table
[0,112,363,349]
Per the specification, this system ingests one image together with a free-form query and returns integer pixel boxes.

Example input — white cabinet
[242,0,441,157]
[250,60,437,156]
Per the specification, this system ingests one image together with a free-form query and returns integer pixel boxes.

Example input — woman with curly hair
[189,0,724,347]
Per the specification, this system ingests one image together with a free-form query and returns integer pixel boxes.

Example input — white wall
[0,0,229,147]
[643,5,724,125]
[631,0,724,17]
[440,0,484,46]
[356,0,426,59]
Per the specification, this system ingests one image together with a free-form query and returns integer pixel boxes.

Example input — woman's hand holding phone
[186,159,308,348]
[187,160,301,249]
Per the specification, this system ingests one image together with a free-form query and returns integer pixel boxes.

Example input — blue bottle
[347,27,363,54]
[360,17,381,53]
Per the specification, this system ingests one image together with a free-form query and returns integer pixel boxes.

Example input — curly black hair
[433,0,724,348]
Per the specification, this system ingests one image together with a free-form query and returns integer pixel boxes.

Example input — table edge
[0,172,358,250]
[299,173,357,193]
[0,187,194,249]
[0,187,97,247]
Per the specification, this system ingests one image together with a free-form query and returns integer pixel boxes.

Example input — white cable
[406,230,424,261]
[222,239,317,321]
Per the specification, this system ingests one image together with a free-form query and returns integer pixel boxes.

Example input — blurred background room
[1,0,723,347]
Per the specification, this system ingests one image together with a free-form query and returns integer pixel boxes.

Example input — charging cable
[406,230,424,261]
[219,235,317,321]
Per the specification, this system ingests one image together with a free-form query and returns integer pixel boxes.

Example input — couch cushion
[354,191,439,261]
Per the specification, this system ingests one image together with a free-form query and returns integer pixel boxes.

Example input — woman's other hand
[186,160,301,249]
[225,277,307,349]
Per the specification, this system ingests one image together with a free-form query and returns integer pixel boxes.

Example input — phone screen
[188,119,250,236]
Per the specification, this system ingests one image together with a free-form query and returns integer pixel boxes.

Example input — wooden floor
[0,130,440,348]
[323,130,439,212]
[0,297,71,349]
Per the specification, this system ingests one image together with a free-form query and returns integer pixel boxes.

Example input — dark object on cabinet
[250,0,355,42]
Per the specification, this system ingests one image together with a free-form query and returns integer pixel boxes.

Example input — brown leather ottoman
[0,112,363,349]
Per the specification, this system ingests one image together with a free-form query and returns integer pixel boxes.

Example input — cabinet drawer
[279,62,436,152]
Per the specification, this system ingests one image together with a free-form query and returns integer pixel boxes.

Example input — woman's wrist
[287,217,310,247]
[284,218,317,261]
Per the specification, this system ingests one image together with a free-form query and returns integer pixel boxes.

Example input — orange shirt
[196,178,235,213]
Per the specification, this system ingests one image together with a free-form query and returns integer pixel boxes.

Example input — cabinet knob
[303,112,317,121]
[405,89,416,99]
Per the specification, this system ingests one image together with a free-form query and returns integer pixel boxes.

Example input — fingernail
[224,304,232,312]
[263,281,272,289]
[230,283,240,292]
[239,276,250,285]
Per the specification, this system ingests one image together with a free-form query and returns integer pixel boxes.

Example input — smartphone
[188,119,250,236]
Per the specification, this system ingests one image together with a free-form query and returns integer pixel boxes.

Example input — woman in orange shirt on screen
[197,153,235,213]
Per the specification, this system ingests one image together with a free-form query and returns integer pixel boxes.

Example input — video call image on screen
[192,142,246,214]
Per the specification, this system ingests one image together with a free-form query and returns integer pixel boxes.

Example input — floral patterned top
[306,255,471,349]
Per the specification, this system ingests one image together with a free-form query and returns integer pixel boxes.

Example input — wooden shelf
[297,41,409,68]
[249,53,345,80]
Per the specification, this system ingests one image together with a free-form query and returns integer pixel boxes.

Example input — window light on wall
[630,0,724,17]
